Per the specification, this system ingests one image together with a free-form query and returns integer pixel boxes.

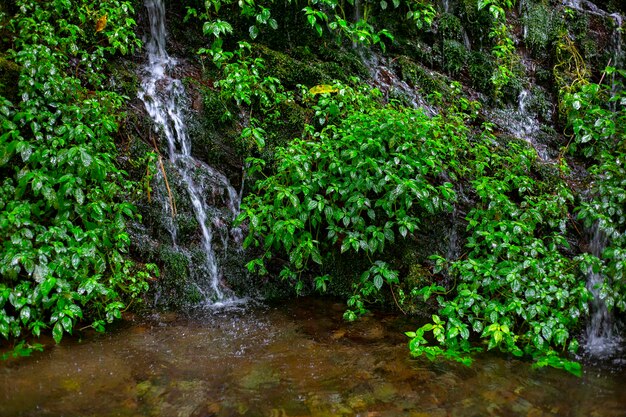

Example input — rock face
[124,0,625,309]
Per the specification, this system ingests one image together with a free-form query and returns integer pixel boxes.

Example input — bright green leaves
[239,97,463,316]
[477,0,519,99]
[406,128,588,374]
[406,315,474,367]
[212,44,289,150]
[203,19,233,38]
[569,70,626,316]
[0,0,154,354]
[563,68,626,159]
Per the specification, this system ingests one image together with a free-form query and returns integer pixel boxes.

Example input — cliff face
[122,0,625,316]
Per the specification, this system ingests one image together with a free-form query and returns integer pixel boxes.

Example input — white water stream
[138,0,241,304]
[585,224,622,357]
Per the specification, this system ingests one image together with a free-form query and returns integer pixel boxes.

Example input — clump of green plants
[479,0,520,99]
[406,132,586,375]
[522,3,553,55]
[238,81,478,319]
[443,39,468,75]
[0,0,155,356]
[438,13,463,41]
[404,67,626,375]
[566,67,626,312]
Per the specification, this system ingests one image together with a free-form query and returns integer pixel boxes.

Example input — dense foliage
[567,68,626,312]
[0,0,154,357]
[240,83,465,318]
[179,0,626,374]
[238,78,593,373]
[2,0,623,375]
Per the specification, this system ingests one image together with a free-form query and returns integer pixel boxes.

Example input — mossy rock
[313,46,369,81]
[442,39,468,76]
[151,246,193,308]
[522,3,554,55]
[0,56,20,102]
[395,56,452,98]
[458,0,493,41]
[106,59,140,98]
[438,13,463,41]
[468,50,494,94]
[263,99,312,150]
[256,45,326,88]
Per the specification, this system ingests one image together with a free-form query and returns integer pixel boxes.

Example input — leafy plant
[406,130,587,375]
[570,68,626,313]
[0,0,155,353]
[478,0,520,99]
[238,81,474,317]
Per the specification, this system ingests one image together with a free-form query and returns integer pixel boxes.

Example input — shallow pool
[1,298,625,417]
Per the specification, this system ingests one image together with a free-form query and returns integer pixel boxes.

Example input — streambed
[1,298,625,417]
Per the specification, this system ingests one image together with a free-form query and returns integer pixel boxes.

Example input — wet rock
[346,318,386,342]
[239,364,280,390]
[331,329,347,340]
[373,382,398,402]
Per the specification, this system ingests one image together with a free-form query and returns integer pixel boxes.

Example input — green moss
[0,56,20,102]
[263,100,312,150]
[500,61,526,104]
[106,60,139,98]
[527,86,552,118]
[442,39,468,75]
[256,44,368,88]
[468,50,493,94]
[458,0,493,41]
[199,85,236,126]
[256,45,326,88]
[153,246,193,308]
[396,56,451,98]
[523,3,553,55]
[438,13,463,41]
[314,47,369,81]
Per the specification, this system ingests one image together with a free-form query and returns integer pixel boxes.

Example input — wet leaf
[309,85,338,96]
[95,15,107,32]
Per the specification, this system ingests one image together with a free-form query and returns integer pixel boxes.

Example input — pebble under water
[1,298,625,417]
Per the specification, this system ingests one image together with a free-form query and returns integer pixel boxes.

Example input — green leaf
[249,25,259,39]
[53,322,63,343]
[61,316,73,334]
[20,306,31,324]
[373,275,383,290]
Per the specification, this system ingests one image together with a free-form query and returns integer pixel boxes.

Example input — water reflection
[1,298,625,417]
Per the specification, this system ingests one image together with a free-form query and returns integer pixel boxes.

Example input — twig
[150,131,177,217]
[390,284,407,315]
[598,58,612,86]
[157,154,177,217]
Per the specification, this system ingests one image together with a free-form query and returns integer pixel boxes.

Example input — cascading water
[487,87,552,161]
[138,0,242,304]
[585,224,621,357]
[360,52,436,115]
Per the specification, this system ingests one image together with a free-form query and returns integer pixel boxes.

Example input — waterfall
[442,0,449,13]
[585,224,621,357]
[360,51,436,115]
[486,87,551,160]
[138,0,241,304]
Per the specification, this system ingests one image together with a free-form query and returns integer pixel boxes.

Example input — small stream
[138,0,241,304]
[1,298,626,417]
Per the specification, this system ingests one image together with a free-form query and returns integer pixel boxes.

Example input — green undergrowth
[0,0,155,358]
[236,77,595,373]
[180,0,626,374]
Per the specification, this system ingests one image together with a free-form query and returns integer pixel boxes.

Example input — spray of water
[585,224,621,357]
[138,0,242,304]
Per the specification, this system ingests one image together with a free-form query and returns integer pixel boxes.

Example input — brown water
[1,298,625,417]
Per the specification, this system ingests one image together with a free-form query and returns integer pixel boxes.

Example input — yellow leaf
[95,14,107,33]
[309,84,338,96]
